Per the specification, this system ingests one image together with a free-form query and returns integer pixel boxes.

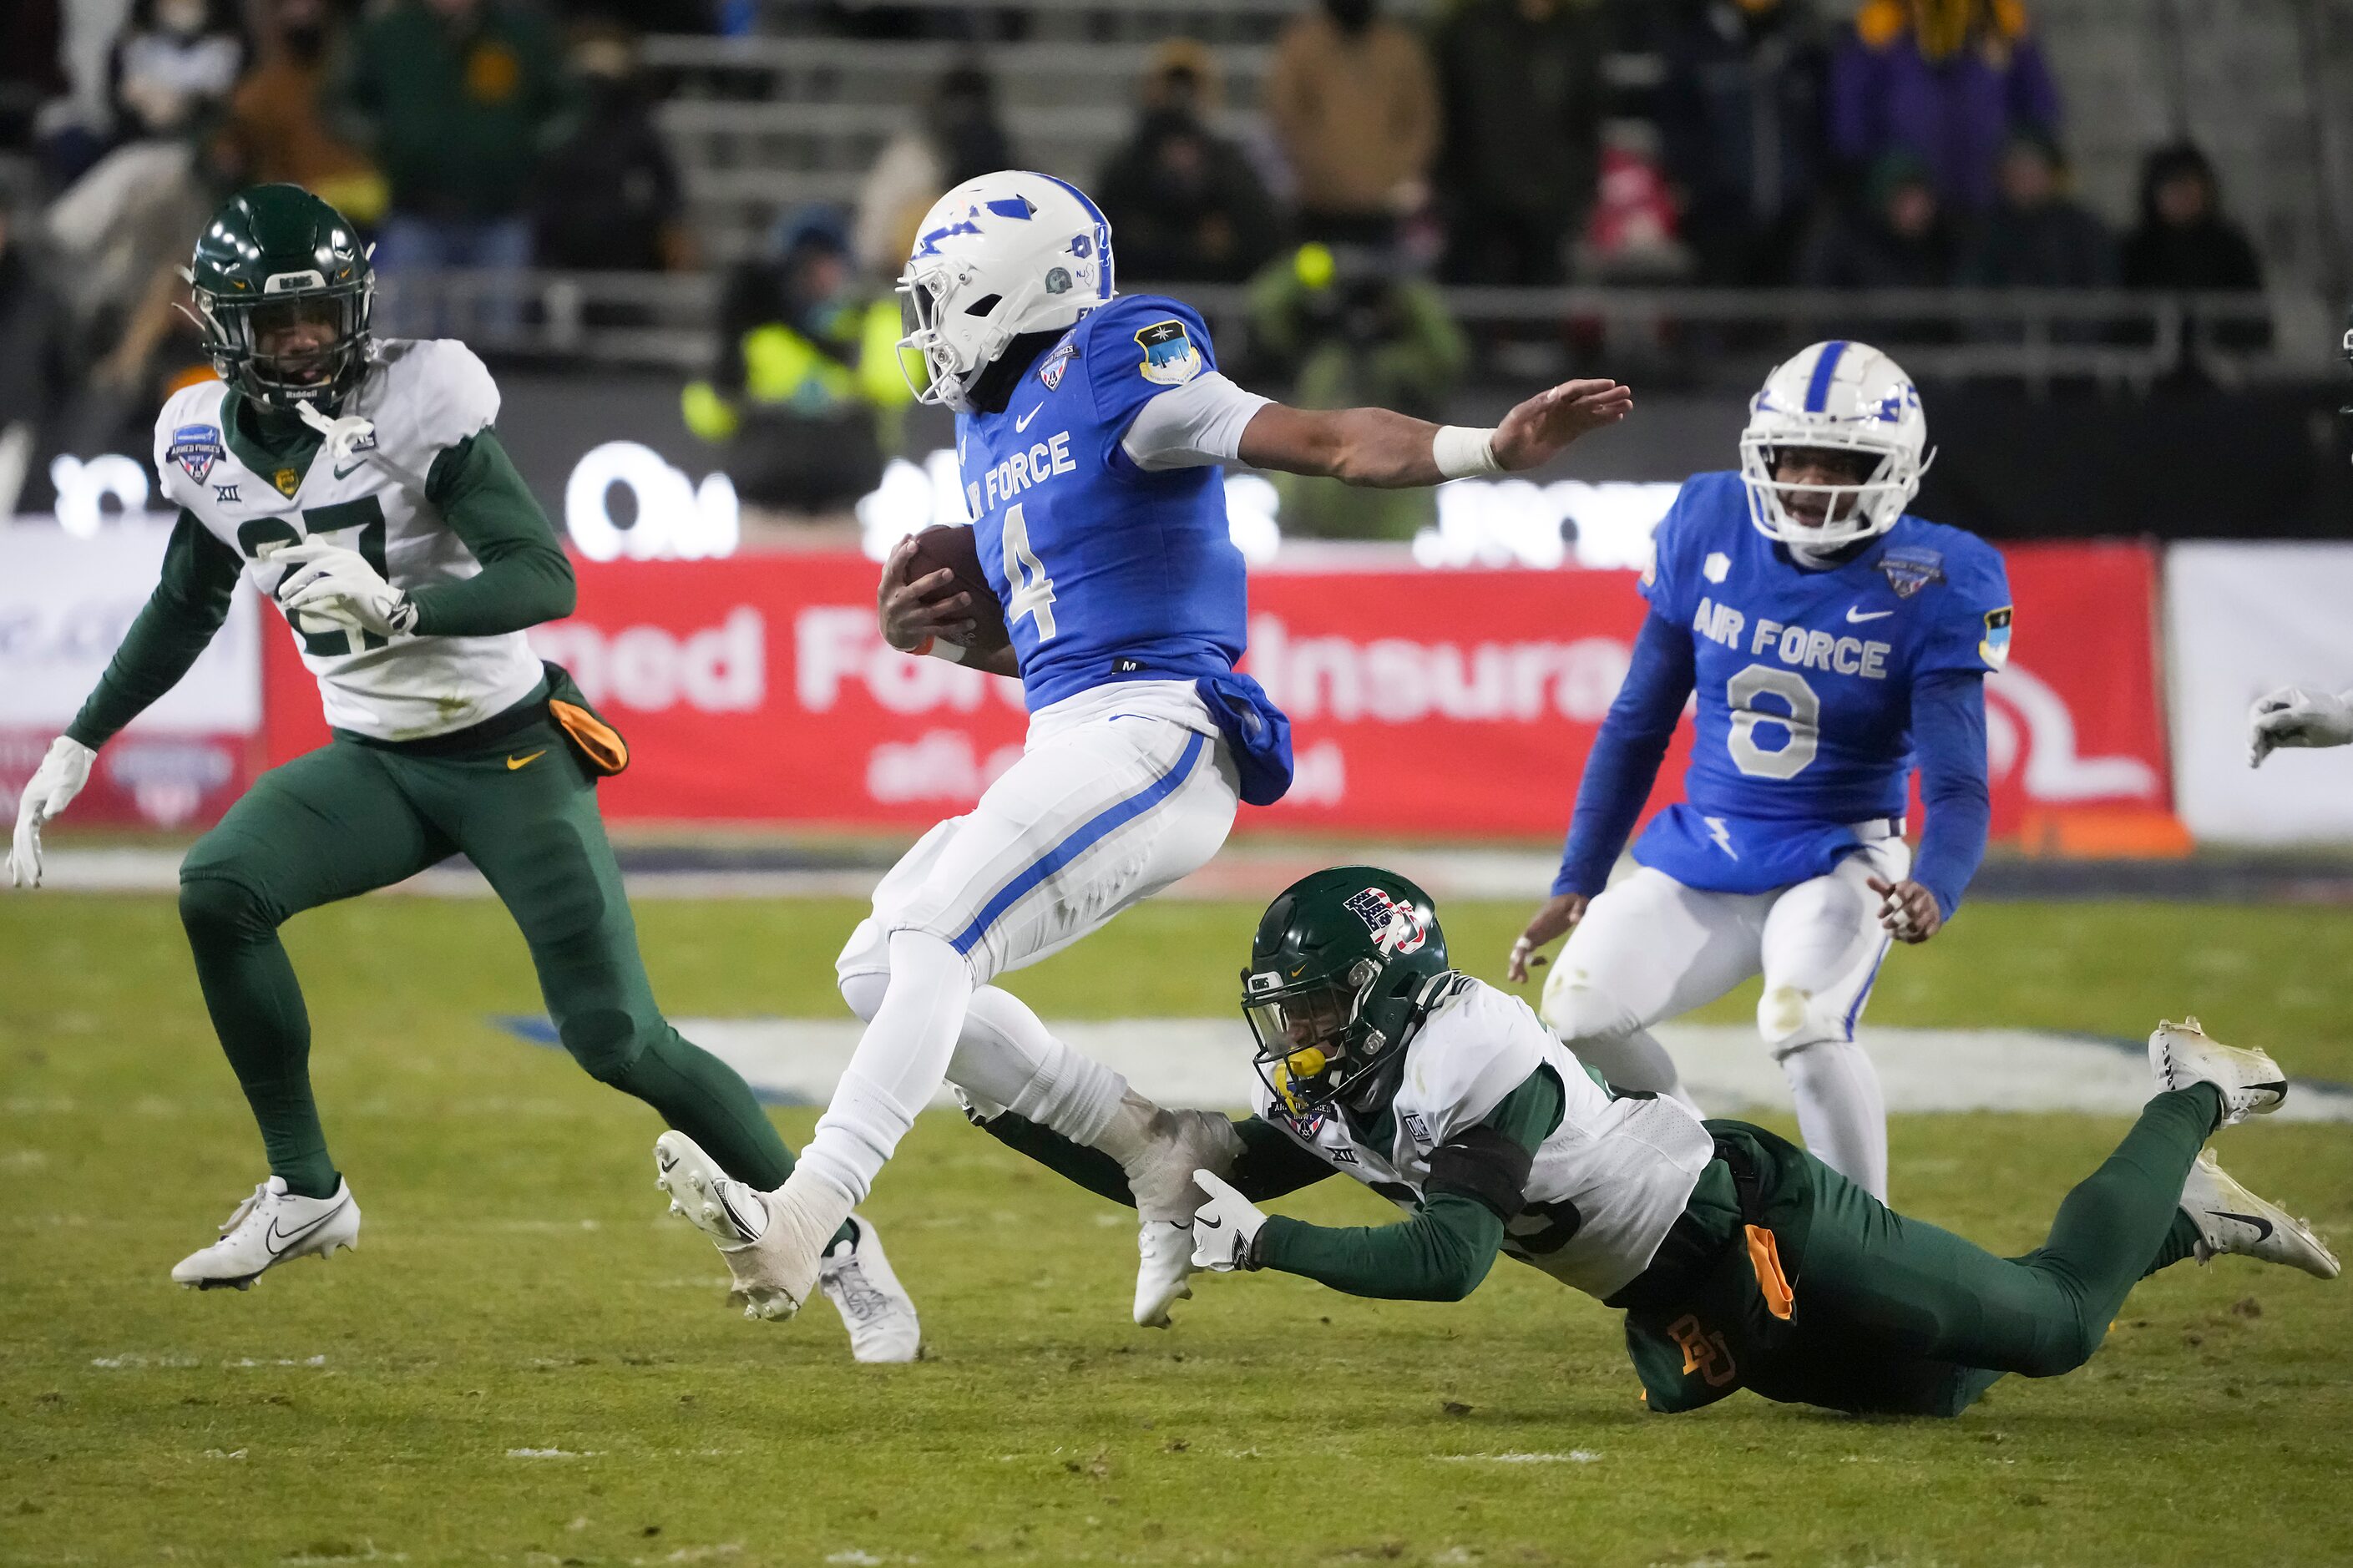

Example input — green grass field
[3,893,2350,1566]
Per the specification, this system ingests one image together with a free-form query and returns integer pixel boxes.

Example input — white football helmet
[895,170,1115,412]
[1738,340,1933,550]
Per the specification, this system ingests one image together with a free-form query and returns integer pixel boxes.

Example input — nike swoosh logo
[266,1201,346,1257]
[1195,1215,1222,1229]
[2210,1209,2275,1242]
[718,1186,767,1242]
[1846,607,1895,623]
[507,750,547,771]
[334,459,366,478]
[1015,402,1044,432]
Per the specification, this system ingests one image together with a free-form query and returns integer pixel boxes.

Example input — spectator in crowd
[43,0,244,339]
[853,64,1014,278]
[1245,240,1466,539]
[0,170,73,518]
[331,0,579,325]
[1432,0,1606,286]
[1,0,68,156]
[532,24,689,275]
[215,0,385,226]
[681,207,913,536]
[1265,0,1439,244]
[2121,141,2264,294]
[1829,0,2059,216]
[1956,129,2111,289]
[1657,0,1830,286]
[1094,41,1282,284]
[1799,148,1956,290]
[2120,139,2269,360]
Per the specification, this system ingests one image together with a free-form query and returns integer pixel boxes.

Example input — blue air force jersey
[1637,469,2011,851]
[956,294,1249,711]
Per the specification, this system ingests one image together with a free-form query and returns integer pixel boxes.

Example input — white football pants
[1541,837,1907,1200]
[799,695,1240,1206]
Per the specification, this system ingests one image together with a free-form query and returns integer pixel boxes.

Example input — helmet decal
[1342,887,1430,956]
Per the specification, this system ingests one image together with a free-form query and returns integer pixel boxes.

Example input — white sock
[797,929,974,1206]
[1567,1026,1699,1113]
[948,986,1131,1146]
[1776,1036,1889,1201]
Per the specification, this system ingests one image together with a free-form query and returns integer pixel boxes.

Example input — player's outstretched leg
[1797,1024,2332,1386]
[1757,856,1895,1200]
[170,744,446,1287]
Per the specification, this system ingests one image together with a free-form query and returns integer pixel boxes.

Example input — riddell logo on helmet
[1343,888,1429,955]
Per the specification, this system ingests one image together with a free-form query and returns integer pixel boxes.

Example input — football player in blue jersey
[651,169,1632,1330]
[1505,341,2010,1202]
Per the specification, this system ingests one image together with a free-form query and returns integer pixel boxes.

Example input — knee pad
[838,969,888,1024]
[177,873,274,943]
[1540,961,1637,1044]
[1759,984,1841,1057]
[559,1007,644,1085]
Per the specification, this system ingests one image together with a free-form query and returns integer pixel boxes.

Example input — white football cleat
[2148,1017,2288,1127]
[2180,1151,2340,1280]
[1134,1218,1196,1328]
[170,1176,360,1290]
[1121,1105,1243,1328]
[654,1132,820,1322]
[818,1214,922,1363]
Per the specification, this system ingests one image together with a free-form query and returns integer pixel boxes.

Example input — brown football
[904,523,1010,655]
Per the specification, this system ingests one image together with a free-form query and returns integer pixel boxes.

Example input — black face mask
[1325,0,1376,33]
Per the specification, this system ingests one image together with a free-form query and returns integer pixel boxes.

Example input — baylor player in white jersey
[971,868,2335,1416]
[4,186,918,1361]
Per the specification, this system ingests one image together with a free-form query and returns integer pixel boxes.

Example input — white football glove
[8,736,97,889]
[274,539,417,638]
[2249,686,2353,767]
[1188,1169,1268,1272]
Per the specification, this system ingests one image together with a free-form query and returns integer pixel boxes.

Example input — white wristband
[1432,425,1503,480]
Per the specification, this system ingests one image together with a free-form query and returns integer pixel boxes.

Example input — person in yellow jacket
[681,208,914,519]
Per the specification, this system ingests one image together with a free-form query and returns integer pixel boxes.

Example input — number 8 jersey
[955,294,1253,711]
[1631,469,2011,890]
[152,339,544,741]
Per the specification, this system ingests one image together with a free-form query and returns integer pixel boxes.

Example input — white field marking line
[506,1448,602,1459]
[1432,1450,1603,1464]
[503,1016,2353,1123]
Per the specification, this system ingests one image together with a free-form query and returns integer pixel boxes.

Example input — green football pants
[175,701,801,1202]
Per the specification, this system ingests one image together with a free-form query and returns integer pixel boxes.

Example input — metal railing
[369,271,2310,392]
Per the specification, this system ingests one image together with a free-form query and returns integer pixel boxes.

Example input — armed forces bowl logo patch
[1343,888,1430,956]
[168,423,224,483]
[1039,339,1080,392]
[1980,605,2013,670]
[1135,319,1202,387]
[1878,544,1945,599]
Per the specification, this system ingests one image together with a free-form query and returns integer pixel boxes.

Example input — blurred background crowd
[1,0,2346,539]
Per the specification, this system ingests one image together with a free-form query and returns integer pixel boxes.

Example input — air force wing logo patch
[1878,544,1945,599]
[168,423,224,483]
[1135,319,1202,387]
[1979,605,2013,670]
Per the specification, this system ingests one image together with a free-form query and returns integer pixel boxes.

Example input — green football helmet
[187,185,374,412]
[1240,867,1452,1126]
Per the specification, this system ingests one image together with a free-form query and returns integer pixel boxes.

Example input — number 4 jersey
[1631,470,2011,893]
[152,339,543,741]
[954,293,1262,712]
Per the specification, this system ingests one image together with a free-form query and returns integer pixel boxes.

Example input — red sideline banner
[261,544,2170,840]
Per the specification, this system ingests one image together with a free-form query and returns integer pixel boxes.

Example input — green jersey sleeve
[65,509,246,750]
[964,1105,1338,1208]
[1254,1066,1565,1302]
[408,430,577,637]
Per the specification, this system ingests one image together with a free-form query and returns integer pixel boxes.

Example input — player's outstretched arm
[10,511,241,888]
[1237,378,1632,489]
[2249,686,2353,766]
